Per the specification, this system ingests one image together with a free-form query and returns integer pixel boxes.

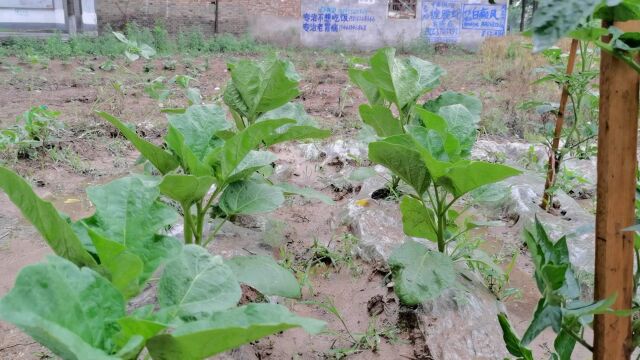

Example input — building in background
[0,0,97,37]
[0,0,508,50]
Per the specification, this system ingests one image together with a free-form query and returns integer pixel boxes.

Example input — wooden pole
[594,20,640,360]
[541,39,579,210]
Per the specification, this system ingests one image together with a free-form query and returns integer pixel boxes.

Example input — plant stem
[195,201,204,245]
[182,203,194,244]
[561,325,594,352]
[203,218,227,247]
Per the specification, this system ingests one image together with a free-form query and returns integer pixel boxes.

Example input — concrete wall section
[300,0,508,50]
[0,0,97,33]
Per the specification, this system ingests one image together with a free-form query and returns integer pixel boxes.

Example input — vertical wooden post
[541,39,579,210]
[594,20,640,360]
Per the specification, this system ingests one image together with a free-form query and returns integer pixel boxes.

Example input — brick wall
[97,0,301,35]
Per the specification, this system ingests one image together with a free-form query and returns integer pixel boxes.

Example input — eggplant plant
[498,219,616,360]
[100,56,331,246]
[0,166,324,359]
[349,48,520,305]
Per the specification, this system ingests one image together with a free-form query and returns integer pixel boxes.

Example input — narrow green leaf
[97,112,178,175]
[0,166,97,269]
[497,313,534,360]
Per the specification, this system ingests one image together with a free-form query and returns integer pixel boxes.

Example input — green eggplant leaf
[423,91,482,123]
[97,112,178,175]
[221,119,294,178]
[388,240,460,305]
[147,303,325,360]
[226,255,301,298]
[531,0,601,51]
[219,180,285,215]
[349,66,382,105]
[275,183,334,205]
[369,135,431,196]
[359,104,403,137]
[224,57,300,121]
[81,176,180,282]
[438,161,521,198]
[88,228,144,299]
[165,125,212,177]
[225,150,277,184]
[437,104,479,156]
[166,105,230,161]
[0,166,98,269]
[0,256,125,359]
[400,196,438,242]
[159,174,215,205]
[158,245,242,320]
[365,48,443,110]
[498,313,534,360]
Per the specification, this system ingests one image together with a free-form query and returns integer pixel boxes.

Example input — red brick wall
[97,0,301,35]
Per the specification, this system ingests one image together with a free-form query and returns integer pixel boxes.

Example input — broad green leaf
[257,102,317,126]
[554,327,577,360]
[226,150,277,183]
[275,183,334,205]
[166,105,230,160]
[221,119,294,177]
[423,91,482,122]
[400,196,437,242]
[437,104,479,155]
[226,256,301,298]
[224,57,300,121]
[388,240,459,305]
[158,245,241,319]
[522,299,562,345]
[0,256,125,359]
[595,0,640,21]
[82,176,180,282]
[569,26,608,41]
[0,166,97,269]
[159,174,215,205]
[498,314,534,360]
[349,67,382,105]
[365,48,443,110]
[359,104,403,137]
[257,103,330,145]
[165,125,211,176]
[439,161,521,198]
[563,296,616,324]
[219,181,285,215]
[88,229,144,299]
[407,121,461,161]
[97,112,178,175]
[369,136,431,195]
[531,0,601,51]
[146,303,325,360]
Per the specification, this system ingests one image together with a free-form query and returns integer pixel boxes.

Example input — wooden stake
[541,39,579,210]
[594,20,640,360]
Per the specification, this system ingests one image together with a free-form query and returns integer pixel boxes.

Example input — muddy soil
[0,46,577,360]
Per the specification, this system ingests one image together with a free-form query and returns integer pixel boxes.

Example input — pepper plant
[498,219,616,360]
[100,56,331,246]
[0,166,324,359]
